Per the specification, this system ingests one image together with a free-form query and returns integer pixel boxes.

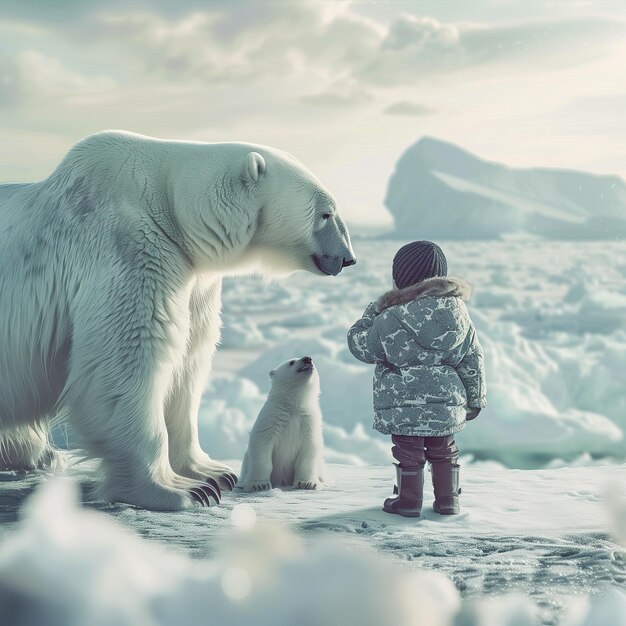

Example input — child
[347,241,486,518]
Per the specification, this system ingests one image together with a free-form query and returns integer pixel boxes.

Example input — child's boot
[383,463,424,517]
[431,461,461,515]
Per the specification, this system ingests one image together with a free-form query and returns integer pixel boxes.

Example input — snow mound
[197,375,265,460]
[220,316,266,348]
[384,137,626,240]
[459,312,624,465]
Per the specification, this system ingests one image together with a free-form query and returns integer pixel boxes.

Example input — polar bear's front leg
[66,278,219,510]
[293,446,322,490]
[238,436,274,492]
[66,360,196,509]
[164,279,238,491]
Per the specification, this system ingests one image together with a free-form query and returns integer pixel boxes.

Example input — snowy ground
[0,461,625,625]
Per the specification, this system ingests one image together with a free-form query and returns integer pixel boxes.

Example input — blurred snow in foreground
[0,477,624,626]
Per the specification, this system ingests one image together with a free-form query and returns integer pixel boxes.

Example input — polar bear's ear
[246,152,266,182]
[269,369,276,379]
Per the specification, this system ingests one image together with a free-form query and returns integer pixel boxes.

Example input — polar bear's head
[160,136,355,276]
[243,148,356,277]
[269,356,320,398]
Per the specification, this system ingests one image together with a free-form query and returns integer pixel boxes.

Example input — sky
[1,0,625,225]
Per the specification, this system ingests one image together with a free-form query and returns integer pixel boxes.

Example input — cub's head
[269,356,320,395]
[245,148,356,277]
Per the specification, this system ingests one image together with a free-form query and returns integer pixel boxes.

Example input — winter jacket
[347,276,486,437]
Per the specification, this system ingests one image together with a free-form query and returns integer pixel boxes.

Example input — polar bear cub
[239,356,324,491]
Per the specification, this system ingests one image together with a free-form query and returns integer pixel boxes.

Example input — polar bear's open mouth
[297,363,314,373]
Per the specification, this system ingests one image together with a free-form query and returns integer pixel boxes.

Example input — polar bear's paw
[102,481,196,511]
[101,472,223,510]
[211,470,239,491]
[248,481,273,493]
[296,481,318,490]
[175,457,238,492]
[201,465,238,491]
[168,474,221,506]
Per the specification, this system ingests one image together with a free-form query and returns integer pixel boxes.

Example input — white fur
[238,357,324,491]
[0,131,353,510]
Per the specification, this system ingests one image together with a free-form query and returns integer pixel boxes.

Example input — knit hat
[392,241,447,289]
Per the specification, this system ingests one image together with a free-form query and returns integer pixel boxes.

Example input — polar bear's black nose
[302,356,312,364]
[342,257,356,268]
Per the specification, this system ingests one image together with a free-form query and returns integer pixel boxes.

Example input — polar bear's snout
[311,213,356,276]
[296,356,314,373]
[312,250,357,276]
[313,253,355,276]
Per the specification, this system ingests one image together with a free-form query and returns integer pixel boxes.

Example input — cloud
[301,82,372,107]
[3,2,623,106]
[0,54,20,108]
[0,50,115,109]
[85,2,382,86]
[383,101,435,117]
[358,14,626,86]
[57,4,626,108]
[2,0,626,197]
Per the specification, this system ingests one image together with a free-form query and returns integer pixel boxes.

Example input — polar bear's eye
[322,213,331,220]
[289,360,295,366]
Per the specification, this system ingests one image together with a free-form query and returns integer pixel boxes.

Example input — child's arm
[456,326,487,411]
[346,302,386,364]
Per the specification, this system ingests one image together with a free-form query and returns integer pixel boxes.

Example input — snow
[206,239,626,468]
[0,462,624,625]
[384,137,626,240]
[4,162,626,623]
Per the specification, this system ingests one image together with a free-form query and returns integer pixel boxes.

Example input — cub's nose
[301,356,312,364]
[342,257,356,268]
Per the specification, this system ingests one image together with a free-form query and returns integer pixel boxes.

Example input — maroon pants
[391,434,459,466]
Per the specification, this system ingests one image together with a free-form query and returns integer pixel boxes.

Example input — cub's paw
[296,481,318,490]
[249,481,272,493]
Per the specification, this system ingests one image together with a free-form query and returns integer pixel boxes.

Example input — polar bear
[238,356,324,491]
[0,131,355,510]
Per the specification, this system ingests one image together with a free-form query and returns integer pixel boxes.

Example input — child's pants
[391,434,459,466]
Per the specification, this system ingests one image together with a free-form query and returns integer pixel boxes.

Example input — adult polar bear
[0,131,356,510]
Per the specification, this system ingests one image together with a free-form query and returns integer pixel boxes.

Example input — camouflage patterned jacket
[347,276,486,437]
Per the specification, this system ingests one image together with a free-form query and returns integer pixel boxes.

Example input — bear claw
[189,484,220,507]
[189,488,209,507]
[204,477,222,499]
[219,473,238,491]
[201,483,221,505]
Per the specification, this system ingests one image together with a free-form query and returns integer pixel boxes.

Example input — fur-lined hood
[376,276,472,313]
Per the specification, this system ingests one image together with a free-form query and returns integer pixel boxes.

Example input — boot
[431,462,461,515]
[383,463,424,517]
